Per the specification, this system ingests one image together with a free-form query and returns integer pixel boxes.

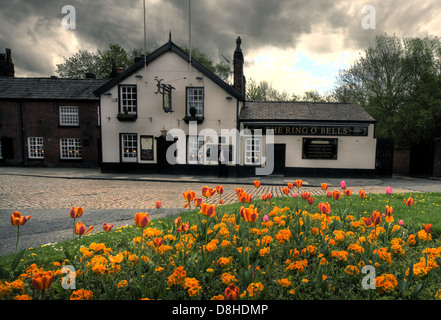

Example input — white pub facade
[95,36,377,178]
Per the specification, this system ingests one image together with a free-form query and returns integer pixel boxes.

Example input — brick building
[0,76,107,167]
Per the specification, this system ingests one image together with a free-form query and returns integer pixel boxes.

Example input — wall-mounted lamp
[160,126,167,138]
[196,76,203,81]
[103,92,112,96]
[148,117,152,122]
[135,74,143,78]
[226,96,232,100]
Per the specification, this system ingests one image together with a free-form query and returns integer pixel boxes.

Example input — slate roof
[0,77,108,101]
[239,101,376,123]
[94,39,243,100]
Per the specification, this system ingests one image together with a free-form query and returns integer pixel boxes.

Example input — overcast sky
[0,0,439,96]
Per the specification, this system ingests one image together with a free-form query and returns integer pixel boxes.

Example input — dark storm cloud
[0,0,439,77]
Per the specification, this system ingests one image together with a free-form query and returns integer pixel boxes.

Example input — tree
[246,79,298,101]
[56,44,142,79]
[182,46,231,82]
[333,33,441,148]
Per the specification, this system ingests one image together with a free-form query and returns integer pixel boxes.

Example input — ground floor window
[244,136,261,165]
[60,138,82,159]
[187,135,204,164]
[121,133,137,162]
[28,137,44,159]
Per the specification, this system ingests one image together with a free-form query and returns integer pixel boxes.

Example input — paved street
[1,167,440,256]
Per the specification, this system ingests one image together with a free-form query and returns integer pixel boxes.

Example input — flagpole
[143,0,147,59]
[188,0,191,64]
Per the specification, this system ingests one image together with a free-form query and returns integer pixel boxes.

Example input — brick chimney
[233,37,245,97]
[0,48,15,77]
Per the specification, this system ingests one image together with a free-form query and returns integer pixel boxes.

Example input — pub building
[95,36,377,178]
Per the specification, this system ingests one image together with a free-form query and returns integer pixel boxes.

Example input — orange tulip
[253,180,261,188]
[155,201,162,209]
[235,187,244,195]
[32,271,54,291]
[333,190,341,200]
[183,190,196,208]
[240,205,259,222]
[318,202,331,215]
[344,189,352,197]
[300,192,311,200]
[282,187,290,195]
[74,222,93,236]
[404,197,414,207]
[287,183,294,190]
[307,197,315,205]
[216,186,224,194]
[224,284,240,300]
[10,211,32,226]
[423,223,432,233]
[238,192,252,203]
[321,183,328,191]
[294,180,302,188]
[194,197,203,207]
[174,216,182,226]
[359,190,366,199]
[202,186,216,198]
[103,223,114,232]
[69,207,84,219]
[385,206,394,223]
[177,221,189,233]
[200,203,217,218]
[153,237,163,247]
[134,212,149,228]
[372,210,381,225]
[363,217,373,227]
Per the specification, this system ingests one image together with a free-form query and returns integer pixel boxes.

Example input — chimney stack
[233,37,245,98]
[0,48,15,77]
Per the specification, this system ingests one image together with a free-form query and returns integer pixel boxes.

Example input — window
[28,137,44,159]
[140,135,154,161]
[60,138,82,159]
[60,106,79,126]
[119,85,137,114]
[244,137,261,165]
[121,134,137,162]
[186,87,204,117]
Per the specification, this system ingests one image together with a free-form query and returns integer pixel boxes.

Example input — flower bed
[1,180,441,300]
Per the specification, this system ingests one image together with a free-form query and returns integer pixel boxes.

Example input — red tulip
[10,211,32,226]
[333,190,341,200]
[174,217,182,226]
[318,203,331,215]
[359,190,366,199]
[134,212,149,228]
[224,284,240,300]
[321,183,328,191]
[103,223,114,232]
[74,222,93,236]
[423,223,432,233]
[153,237,163,247]
[194,197,203,207]
[294,180,302,188]
[177,221,189,233]
[32,271,54,291]
[282,187,290,195]
[69,207,84,219]
[200,203,217,218]
[372,210,381,225]
[253,180,261,188]
[307,197,315,205]
[155,201,162,209]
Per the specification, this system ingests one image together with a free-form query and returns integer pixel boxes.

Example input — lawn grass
[1,190,441,300]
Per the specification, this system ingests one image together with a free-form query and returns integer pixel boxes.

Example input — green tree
[333,33,441,148]
[246,79,298,101]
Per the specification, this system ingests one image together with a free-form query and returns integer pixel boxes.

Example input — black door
[272,144,286,175]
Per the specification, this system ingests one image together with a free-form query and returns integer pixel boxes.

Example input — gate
[375,138,394,177]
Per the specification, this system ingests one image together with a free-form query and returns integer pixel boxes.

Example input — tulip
[10,211,32,226]
[74,222,93,236]
[153,237,163,247]
[333,190,341,200]
[253,180,261,188]
[216,186,224,194]
[224,284,240,300]
[344,189,352,197]
[326,191,332,198]
[318,202,331,215]
[403,197,414,207]
[372,210,381,225]
[263,215,269,222]
[194,197,203,207]
[266,193,273,200]
[307,197,315,205]
[200,203,217,218]
[238,192,252,203]
[240,205,259,222]
[398,220,404,226]
[359,190,366,199]
[202,186,216,198]
[386,187,392,196]
[155,201,162,209]
[385,205,394,223]
[282,187,290,195]
[10,211,32,253]
[294,180,302,188]
[292,193,297,199]
[287,183,294,190]
[363,217,373,227]
[321,183,328,191]
[32,271,54,291]
[300,192,311,200]
[340,181,347,189]
[174,216,182,226]
[183,190,196,208]
[134,212,149,228]
[69,206,84,219]
[261,194,267,201]
[423,223,432,233]
[235,188,244,195]
[103,223,114,232]
[177,221,189,233]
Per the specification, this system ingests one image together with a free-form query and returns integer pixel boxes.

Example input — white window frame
[186,87,204,117]
[60,138,82,159]
[59,106,79,126]
[121,133,138,163]
[28,137,44,159]
[119,85,137,114]
[187,135,204,164]
[244,136,262,165]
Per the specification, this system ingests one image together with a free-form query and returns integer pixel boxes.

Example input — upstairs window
[186,87,204,118]
[59,106,79,126]
[119,85,137,115]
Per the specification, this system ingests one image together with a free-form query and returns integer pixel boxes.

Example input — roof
[239,101,376,123]
[0,77,108,101]
[94,39,243,100]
